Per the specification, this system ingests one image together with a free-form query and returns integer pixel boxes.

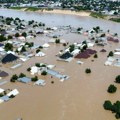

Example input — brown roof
[100,49,107,52]
[75,49,97,59]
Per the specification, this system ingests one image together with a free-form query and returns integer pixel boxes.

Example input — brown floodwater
[0,9,120,120]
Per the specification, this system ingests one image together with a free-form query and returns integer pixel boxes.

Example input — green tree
[94,54,98,58]
[108,51,114,57]
[15,32,19,37]
[115,75,120,83]
[19,73,26,78]
[22,32,27,38]
[85,68,91,74]
[31,76,38,82]
[4,43,13,51]
[103,100,112,110]
[41,71,47,76]
[107,84,117,93]
[55,39,60,44]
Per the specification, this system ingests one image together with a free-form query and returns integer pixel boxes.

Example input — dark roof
[2,53,18,64]
[0,71,9,77]
[75,52,90,59]
[85,49,97,54]
[75,49,97,59]
[0,31,7,35]
[107,37,119,43]
[107,37,114,41]
[100,49,107,52]
[114,39,119,43]
[0,43,4,47]
[60,52,73,59]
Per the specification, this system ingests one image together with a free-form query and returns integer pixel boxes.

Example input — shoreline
[38,9,91,17]
[8,8,91,17]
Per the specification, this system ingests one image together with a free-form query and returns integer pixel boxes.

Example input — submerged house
[18,77,31,83]
[1,53,19,64]
[59,52,73,59]
[0,71,9,77]
[75,49,97,59]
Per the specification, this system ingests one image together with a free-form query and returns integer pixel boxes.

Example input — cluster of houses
[28,62,69,82]
[105,48,120,67]
[0,88,19,104]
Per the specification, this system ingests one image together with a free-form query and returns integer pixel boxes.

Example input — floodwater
[0,9,120,120]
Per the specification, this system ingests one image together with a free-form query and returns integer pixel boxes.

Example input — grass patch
[10,7,25,10]
[109,17,120,23]
[25,7,41,11]
[90,12,106,19]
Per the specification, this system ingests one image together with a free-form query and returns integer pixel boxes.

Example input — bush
[85,68,91,74]
[31,76,38,82]
[103,100,112,110]
[19,73,26,78]
[41,71,47,76]
[36,49,40,53]
[107,84,117,93]
[55,39,60,44]
[35,63,40,67]
[27,67,31,72]
[15,32,19,37]
[22,32,27,38]
[94,54,98,58]
[8,35,13,40]
[10,74,18,82]
[115,75,120,83]
[4,43,13,51]
[108,51,114,57]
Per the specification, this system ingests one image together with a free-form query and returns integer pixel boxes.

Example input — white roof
[115,48,120,52]
[0,88,4,94]
[47,65,55,69]
[42,43,50,48]
[34,79,46,86]
[26,35,34,39]
[77,61,84,64]
[0,47,4,52]
[7,51,15,55]
[104,61,113,66]
[20,43,25,46]
[7,40,13,44]
[87,43,94,47]
[107,57,115,62]
[31,66,38,74]
[7,89,19,97]
[0,99,4,104]
[52,27,57,30]
[114,52,120,55]
[18,36,25,40]
[20,57,29,62]
[71,49,80,56]
[44,30,49,34]
[35,52,45,57]
[18,47,22,51]
[60,39,66,43]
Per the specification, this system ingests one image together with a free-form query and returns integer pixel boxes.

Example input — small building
[18,77,31,83]
[0,71,9,77]
[7,89,19,97]
[0,95,10,102]
[2,53,19,64]
[60,52,73,59]
[0,88,4,94]
[34,79,46,86]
